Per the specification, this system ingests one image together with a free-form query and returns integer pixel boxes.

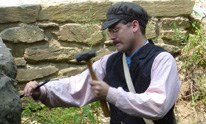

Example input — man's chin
[115,44,127,53]
[116,48,125,53]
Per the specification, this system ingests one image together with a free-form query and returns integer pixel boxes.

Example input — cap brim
[101,19,121,30]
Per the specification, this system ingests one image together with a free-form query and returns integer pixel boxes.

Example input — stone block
[14,58,27,67]
[160,29,188,46]
[104,40,113,46]
[85,30,104,45]
[161,17,191,30]
[16,65,59,82]
[146,19,158,39]
[24,46,81,62]
[0,24,46,43]
[39,2,111,22]
[0,23,19,33]
[156,43,181,55]
[58,67,86,77]
[95,48,112,61]
[134,0,195,17]
[55,24,103,45]
[38,0,194,22]
[0,5,40,23]
[36,22,59,28]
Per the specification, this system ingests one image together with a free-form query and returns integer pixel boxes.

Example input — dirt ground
[175,59,206,124]
[177,72,206,124]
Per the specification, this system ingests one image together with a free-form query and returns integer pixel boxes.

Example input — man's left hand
[90,80,110,99]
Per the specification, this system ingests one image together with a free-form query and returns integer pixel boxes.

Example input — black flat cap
[101,2,149,30]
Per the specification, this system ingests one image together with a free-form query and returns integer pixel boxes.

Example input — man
[22,2,180,124]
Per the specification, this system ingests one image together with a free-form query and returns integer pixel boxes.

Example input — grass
[21,98,100,124]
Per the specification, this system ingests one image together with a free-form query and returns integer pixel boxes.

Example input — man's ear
[131,20,140,33]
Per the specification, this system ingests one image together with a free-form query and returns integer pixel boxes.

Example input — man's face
[108,21,136,54]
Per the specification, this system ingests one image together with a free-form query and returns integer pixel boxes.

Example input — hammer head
[75,49,96,62]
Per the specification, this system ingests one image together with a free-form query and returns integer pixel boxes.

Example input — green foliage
[181,21,206,70]
[191,76,206,107]
[21,98,100,124]
[180,20,206,108]
[172,23,188,45]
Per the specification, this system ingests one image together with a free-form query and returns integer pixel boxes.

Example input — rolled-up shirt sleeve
[106,52,180,120]
[38,53,113,107]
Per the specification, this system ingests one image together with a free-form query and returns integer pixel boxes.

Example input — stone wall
[0,0,195,84]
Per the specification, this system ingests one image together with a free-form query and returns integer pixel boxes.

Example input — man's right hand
[22,81,41,99]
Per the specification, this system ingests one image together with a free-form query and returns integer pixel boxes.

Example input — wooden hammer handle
[86,61,98,80]
[86,60,110,117]
[99,100,110,117]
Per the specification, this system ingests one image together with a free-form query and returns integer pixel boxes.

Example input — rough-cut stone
[15,58,27,67]
[95,48,112,61]
[85,30,104,45]
[134,0,195,17]
[160,29,188,46]
[58,66,86,77]
[104,40,113,46]
[24,46,81,62]
[38,1,194,22]
[157,43,180,55]
[56,24,103,45]
[0,23,19,33]
[0,38,21,124]
[146,19,157,39]
[0,38,17,78]
[0,5,40,23]
[16,65,58,82]
[36,22,59,28]
[0,24,46,43]
[161,17,191,30]
[39,3,110,22]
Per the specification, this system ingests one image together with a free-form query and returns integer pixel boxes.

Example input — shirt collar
[126,40,149,66]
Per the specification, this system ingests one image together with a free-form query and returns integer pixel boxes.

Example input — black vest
[103,42,176,124]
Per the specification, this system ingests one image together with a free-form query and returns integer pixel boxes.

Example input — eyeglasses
[107,22,131,37]
[108,27,120,34]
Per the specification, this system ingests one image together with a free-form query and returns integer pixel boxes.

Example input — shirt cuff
[38,86,47,101]
[106,87,118,104]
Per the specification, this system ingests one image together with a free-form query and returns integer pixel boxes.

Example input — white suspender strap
[122,53,154,124]
[122,53,136,93]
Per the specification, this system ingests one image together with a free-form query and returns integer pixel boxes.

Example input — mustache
[113,40,122,45]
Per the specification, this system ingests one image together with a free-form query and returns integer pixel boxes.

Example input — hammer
[76,49,110,117]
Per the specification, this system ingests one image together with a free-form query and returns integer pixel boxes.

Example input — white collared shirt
[39,51,180,119]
